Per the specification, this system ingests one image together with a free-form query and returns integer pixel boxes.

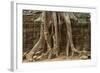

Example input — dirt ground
[23,55,89,63]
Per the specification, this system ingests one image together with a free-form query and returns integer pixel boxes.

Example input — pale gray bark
[52,12,59,57]
[26,12,46,61]
[62,13,79,56]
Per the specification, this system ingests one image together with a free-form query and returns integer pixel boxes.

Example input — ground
[23,55,90,63]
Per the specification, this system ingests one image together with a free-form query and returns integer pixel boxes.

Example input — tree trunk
[52,12,59,57]
[62,13,79,56]
[25,12,80,62]
[26,12,46,61]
